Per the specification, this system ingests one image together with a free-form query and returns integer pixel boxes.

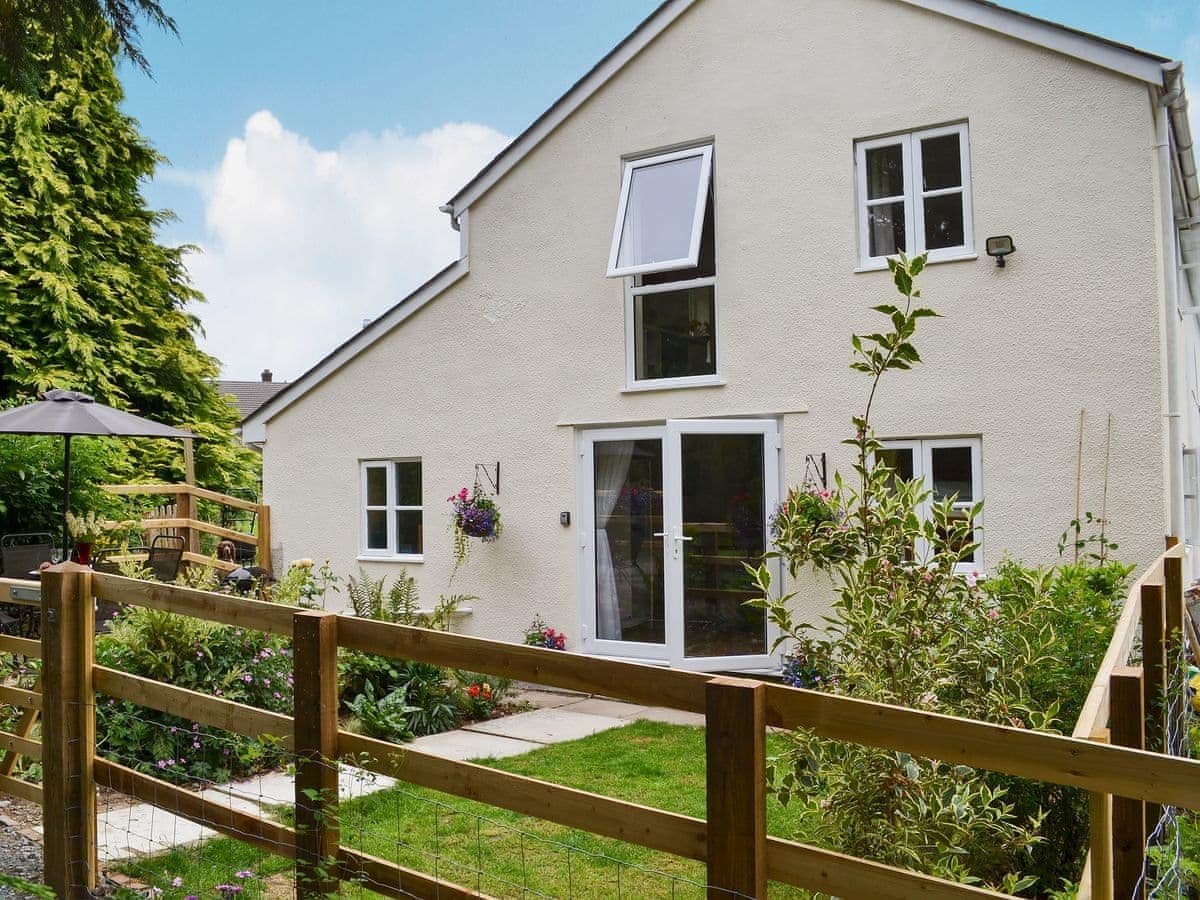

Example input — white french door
[578,419,780,671]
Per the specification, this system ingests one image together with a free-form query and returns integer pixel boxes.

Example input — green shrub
[751,254,1130,892]
[95,606,294,784]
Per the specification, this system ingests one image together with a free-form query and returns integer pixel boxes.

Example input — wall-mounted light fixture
[985,235,1016,267]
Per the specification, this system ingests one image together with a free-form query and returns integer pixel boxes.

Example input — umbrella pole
[62,434,71,562]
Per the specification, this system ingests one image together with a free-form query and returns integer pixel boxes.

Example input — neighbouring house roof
[218,378,290,422]
[244,0,1194,438]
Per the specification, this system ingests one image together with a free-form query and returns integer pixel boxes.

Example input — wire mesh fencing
[1138,623,1198,899]
[84,703,759,899]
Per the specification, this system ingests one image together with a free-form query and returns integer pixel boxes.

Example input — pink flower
[172,877,184,887]
[986,609,999,621]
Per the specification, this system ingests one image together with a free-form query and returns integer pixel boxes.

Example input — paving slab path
[89,687,703,862]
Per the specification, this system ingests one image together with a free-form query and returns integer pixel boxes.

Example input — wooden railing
[103,483,270,573]
[0,577,43,807]
[14,563,1200,898]
[1073,540,1191,900]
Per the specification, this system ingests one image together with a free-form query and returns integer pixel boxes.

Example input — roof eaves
[444,0,699,216]
[243,258,468,432]
[442,0,1169,221]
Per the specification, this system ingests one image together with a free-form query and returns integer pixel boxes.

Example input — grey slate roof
[217,380,289,422]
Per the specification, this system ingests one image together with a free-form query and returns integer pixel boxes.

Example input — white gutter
[1159,62,1194,540]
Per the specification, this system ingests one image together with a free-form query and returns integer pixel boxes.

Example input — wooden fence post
[1089,790,1114,900]
[705,676,766,899]
[176,487,200,556]
[293,611,340,898]
[257,503,272,571]
[1164,553,1185,754]
[1111,666,1146,900]
[41,563,97,897]
[1141,582,1166,837]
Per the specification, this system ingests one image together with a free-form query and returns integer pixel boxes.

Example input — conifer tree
[0,28,258,499]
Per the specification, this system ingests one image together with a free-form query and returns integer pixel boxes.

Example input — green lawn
[116,720,823,898]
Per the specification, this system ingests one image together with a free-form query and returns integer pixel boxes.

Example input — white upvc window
[607,145,713,278]
[855,123,974,269]
[360,459,423,560]
[877,437,982,571]
[608,144,719,390]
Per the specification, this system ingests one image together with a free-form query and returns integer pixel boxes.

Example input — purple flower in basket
[449,485,503,542]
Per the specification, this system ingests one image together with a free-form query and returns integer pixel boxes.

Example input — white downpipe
[1157,96,1185,539]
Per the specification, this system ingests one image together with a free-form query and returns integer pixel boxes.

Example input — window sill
[356,554,424,564]
[854,252,978,274]
[621,377,725,394]
[416,606,472,617]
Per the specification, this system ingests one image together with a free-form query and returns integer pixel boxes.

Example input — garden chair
[147,534,184,582]
[0,532,56,579]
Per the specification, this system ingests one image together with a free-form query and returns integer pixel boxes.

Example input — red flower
[468,685,480,697]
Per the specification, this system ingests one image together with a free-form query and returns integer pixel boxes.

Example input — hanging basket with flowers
[448,485,502,566]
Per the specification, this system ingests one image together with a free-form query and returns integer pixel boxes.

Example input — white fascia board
[244,259,470,432]
[444,0,699,216]
[442,0,1165,224]
[894,0,1166,85]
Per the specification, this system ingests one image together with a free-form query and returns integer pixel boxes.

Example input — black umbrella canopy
[0,390,197,558]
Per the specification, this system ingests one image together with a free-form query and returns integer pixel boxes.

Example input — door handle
[676,534,693,542]
[652,531,667,538]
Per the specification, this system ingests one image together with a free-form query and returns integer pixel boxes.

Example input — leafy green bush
[751,254,1130,892]
[95,606,294,783]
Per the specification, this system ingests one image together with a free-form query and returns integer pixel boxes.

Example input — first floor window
[630,279,716,381]
[877,437,982,569]
[361,459,423,558]
[855,122,973,268]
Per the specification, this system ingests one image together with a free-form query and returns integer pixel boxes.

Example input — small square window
[855,123,973,268]
[878,437,982,570]
[360,459,423,558]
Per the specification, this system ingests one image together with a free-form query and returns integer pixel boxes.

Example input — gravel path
[0,797,43,898]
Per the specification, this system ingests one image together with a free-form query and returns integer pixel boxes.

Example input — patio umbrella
[0,389,197,558]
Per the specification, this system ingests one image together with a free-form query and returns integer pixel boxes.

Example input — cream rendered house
[244,0,1200,673]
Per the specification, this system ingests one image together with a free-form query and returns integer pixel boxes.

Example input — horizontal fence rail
[6,546,1192,899]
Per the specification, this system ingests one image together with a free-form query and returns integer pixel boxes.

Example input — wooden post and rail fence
[101,483,270,574]
[0,539,1195,898]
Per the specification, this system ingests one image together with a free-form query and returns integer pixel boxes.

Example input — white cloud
[181,111,509,380]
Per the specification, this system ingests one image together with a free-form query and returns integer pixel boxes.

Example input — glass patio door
[663,419,779,670]
[580,420,779,670]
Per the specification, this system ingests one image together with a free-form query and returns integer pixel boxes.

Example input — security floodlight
[986,235,1016,267]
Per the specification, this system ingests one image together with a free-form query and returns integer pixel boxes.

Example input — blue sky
[115,1,1200,379]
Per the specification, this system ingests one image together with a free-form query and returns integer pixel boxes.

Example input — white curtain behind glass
[617,155,704,269]
[595,441,634,641]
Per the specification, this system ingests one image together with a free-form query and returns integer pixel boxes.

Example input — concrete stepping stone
[463,707,629,744]
[406,728,542,761]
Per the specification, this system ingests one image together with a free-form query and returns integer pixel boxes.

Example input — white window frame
[855,122,974,270]
[878,436,983,573]
[607,145,714,279]
[624,275,721,391]
[359,459,423,562]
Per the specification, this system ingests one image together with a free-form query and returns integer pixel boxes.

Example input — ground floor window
[877,437,982,570]
[360,459,423,559]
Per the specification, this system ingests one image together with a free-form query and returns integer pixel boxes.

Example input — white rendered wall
[261,0,1169,646]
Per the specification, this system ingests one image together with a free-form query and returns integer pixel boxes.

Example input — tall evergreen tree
[0,28,257,496]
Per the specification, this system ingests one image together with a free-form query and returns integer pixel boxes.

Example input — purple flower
[235,870,254,879]
[172,877,183,888]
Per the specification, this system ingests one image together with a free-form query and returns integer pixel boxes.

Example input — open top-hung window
[607,146,713,278]
[856,123,973,269]
[607,145,718,388]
